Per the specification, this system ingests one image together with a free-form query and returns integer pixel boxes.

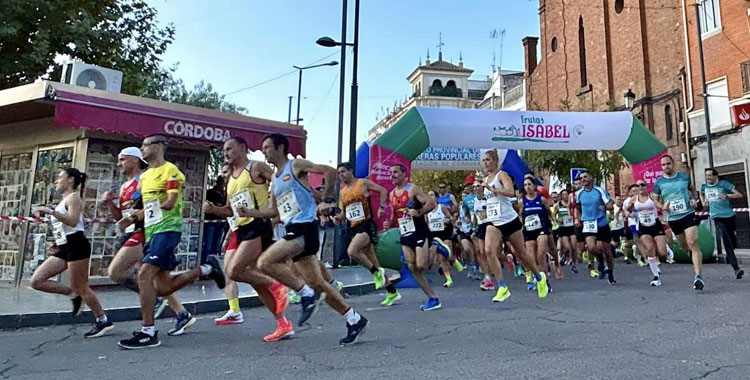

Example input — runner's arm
[450,194,458,213]
[488,172,516,197]
[104,188,123,221]
[411,186,436,216]
[204,202,233,219]
[292,159,336,200]
[363,179,388,210]
[442,205,455,223]
[52,194,84,227]
[161,192,179,211]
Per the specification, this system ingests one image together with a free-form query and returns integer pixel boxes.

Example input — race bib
[428,215,445,232]
[122,209,136,233]
[345,202,365,222]
[398,216,416,236]
[476,211,487,225]
[524,214,542,231]
[144,199,163,227]
[51,221,67,245]
[230,189,252,212]
[277,190,301,223]
[582,220,598,234]
[486,201,502,222]
[705,188,721,203]
[638,211,656,227]
[227,215,238,232]
[561,215,574,227]
[669,199,688,215]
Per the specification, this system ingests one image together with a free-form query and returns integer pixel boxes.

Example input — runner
[257,133,368,345]
[571,177,595,277]
[202,137,292,342]
[652,155,704,290]
[624,184,646,266]
[554,188,578,274]
[627,180,668,286]
[700,167,744,279]
[481,150,549,301]
[609,194,626,260]
[335,162,401,306]
[389,164,441,310]
[458,184,478,279]
[436,181,458,214]
[104,147,189,334]
[427,190,464,287]
[575,170,616,285]
[519,178,561,284]
[472,184,494,290]
[117,134,225,349]
[621,185,638,265]
[31,168,113,338]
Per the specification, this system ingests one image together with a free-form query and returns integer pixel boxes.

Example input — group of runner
[28,134,744,349]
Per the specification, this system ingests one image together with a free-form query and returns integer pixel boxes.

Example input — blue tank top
[437,193,453,208]
[272,160,317,226]
[522,194,551,227]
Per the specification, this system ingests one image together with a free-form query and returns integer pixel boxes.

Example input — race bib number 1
[582,220,598,234]
[398,216,416,236]
[144,199,163,227]
[669,199,688,215]
[345,202,365,222]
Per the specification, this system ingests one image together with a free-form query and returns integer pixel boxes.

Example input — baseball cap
[119,147,146,163]
[464,175,476,185]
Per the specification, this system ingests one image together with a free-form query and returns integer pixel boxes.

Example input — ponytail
[64,168,87,197]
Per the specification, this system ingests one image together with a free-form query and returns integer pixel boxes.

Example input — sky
[147,0,541,165]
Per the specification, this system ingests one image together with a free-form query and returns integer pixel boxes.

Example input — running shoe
[598,268,607,280]
[298,292,322,326]
[480,279,494,291]
[452,260,465,272]
[637,258,646,267]
[590,269,600,278]
[524,270,532,284]
[536,273,549,298]
[288,289,301,304]
[205,255,226,289]
[735,268,744,280]
[380,291,401,307]
[340,316,368,345]
[433,240,451,259]
[515,265,525,277]
[118,331,160,350]
[666,258,676,264]
[607,270,617,285]
[214,310,244,325]
[269,281,288,315]
[263,318,295,342]
[168,312,196,336]
[373,267,386,290]
[443,277,454,287]
[624,257,632,264]
[466,267,475,279]
[84,319,114,338]
[154,297,168,319]
[571,264,579,274]
[333,280,344,292]
[693,275,704,291]
[582,251,589,262]
[527,279,536,291]
[71,295,83,316]
[650,276,662,287]
[420,298,441,311]
[492,286,511,302]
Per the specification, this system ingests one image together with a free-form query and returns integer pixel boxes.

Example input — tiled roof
[419,60,473,73]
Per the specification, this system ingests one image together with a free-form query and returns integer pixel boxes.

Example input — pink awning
[53,90,306,155]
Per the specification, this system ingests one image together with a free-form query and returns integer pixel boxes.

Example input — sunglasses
[439,186,446,189]
[638,183,648,187]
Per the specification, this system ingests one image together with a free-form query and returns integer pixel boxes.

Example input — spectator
[201,164,230,264]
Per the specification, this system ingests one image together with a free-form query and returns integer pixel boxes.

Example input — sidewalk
[0,266,398,330]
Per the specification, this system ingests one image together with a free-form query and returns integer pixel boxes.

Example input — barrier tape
[695,208,750,216]
[0,216,225,225]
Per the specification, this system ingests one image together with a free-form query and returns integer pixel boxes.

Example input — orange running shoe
[263,319,294,342]
[269,281,288,315]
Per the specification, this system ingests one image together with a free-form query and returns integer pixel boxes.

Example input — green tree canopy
[522,150,627,188]
[411,170,475,197]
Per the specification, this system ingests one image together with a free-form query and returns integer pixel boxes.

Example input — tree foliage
[522,150,627,188]
[0,0,174,93]
[410,170,475,196]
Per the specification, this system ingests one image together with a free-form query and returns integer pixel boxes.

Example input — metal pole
[349,0,360,167]
[336,0,348,165]
[695,3,714,168]
[296,70,303,125]
[287,96,292,123]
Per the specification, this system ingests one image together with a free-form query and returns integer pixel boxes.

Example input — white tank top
[633,195,658,227]
[624,197,637,226]
[427,206,446,232]
[483,171,518,226]
[54,193,85,235]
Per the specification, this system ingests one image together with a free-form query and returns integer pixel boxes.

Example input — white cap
[119,147,146,163]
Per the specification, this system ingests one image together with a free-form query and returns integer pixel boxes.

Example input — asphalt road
[2,261,749,380]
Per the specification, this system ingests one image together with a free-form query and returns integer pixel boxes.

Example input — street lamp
[624,89,636,110]
[317,0,360,168]
[293,61,339,125]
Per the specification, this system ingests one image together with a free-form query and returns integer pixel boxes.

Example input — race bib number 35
[144,199,163,227]
[345,202,365,222]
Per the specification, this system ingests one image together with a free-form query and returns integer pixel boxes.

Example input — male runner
[570,177,594,276]
[256,133,368,345]
[202,137,292,342]
[609,195,626,259]
[436,181,458,214]
[575,171,616,285]
[117,135,225,349]
[390,164,441,310]
[335,162,401,306]
[653,155,704,290]
[700,167,744,279]
[105,147,190,336]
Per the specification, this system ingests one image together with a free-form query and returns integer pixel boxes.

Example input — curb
[0,280,383,330]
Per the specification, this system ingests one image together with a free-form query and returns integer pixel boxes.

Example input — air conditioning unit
[61,62,122,93]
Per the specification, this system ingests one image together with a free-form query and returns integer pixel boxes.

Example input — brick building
[522,0,688,194]
[684,0,750,247]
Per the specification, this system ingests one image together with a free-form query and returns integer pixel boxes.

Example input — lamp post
[694,2,714,168]
[293,61,339,126]
[317,0,360,168]
[624,88,636,110]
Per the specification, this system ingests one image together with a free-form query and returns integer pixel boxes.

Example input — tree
[410,170,475,197]
[522,150,627,188]
[0,0,174,93]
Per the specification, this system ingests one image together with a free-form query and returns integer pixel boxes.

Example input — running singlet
[609,204,625,230]
[557,204,574,227]
[140,162,185,241]
[624,197,638,228]
[341,179,371,227]
[484,171,518,225]
[427,206,447,232]
[522,194,550,231]
[272,160,317,226]
[391,183,425,236]
[701,180,736,219]
[51,193,85,245]
[474,198,488,225]
[437,193,453,209]
[653,172,694,221]
[633,196,659,227]
[119,174,143,233]
[575,186,611,227]
[227,161,269,230]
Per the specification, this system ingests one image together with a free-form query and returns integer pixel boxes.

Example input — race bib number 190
[582,220,598,234]
[669,199,688,215]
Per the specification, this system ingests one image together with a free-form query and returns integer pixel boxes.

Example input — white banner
[411,148,509,170]
[416,107,633,151]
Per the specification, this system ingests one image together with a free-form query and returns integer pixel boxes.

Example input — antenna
[490,28,505,72]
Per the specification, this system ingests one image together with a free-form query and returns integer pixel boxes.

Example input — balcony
[428,85,463,98]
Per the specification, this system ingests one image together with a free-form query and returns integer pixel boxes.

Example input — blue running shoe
[527,279,537,291]
[167,312,196,336]
[154,297,168,319]
[420,298,442,311]
[433,240,451,259]
[298,292,322,326]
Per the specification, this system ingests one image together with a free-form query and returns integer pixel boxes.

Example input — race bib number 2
[144,199,163,227]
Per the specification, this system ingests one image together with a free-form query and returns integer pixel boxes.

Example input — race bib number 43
[277,190,301,223]
[144,199,163,227]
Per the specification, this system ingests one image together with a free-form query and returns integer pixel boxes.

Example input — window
[698,0,721,35]
[707,78,731,130]
[741,61,750,93]
[431,79,442,88]
[614,0,624,14]
[665,105,674,140]
[578,17,588,88]
[551,36,558,52]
